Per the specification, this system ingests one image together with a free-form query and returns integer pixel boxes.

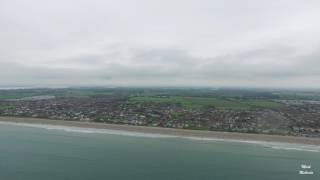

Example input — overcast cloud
[1,0,320,88]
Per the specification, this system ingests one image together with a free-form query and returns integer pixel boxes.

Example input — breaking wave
[1,121,319,152]
[0,121,176,138]
[181,136,320,152]
[270,145,320,153]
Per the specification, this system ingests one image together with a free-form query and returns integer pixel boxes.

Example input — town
[0,88,319,137]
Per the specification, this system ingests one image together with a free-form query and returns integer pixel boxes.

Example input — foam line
[1,121,319,152]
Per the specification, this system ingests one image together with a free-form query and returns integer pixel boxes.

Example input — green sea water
[0,122,319,180]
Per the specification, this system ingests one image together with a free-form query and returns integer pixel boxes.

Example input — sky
[0,0,320,88]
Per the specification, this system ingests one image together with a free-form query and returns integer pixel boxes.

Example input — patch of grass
[0,105,16,110]
[0,90,47,100]
[54,90,114,98]
[242,99,282,109]
[0,95,22,100]
[0,89,116,100]
[129,96,282,110]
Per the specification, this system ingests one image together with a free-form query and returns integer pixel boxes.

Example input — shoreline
[0,116,320,146]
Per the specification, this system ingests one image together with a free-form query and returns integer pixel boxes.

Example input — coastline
[0,116,320,146]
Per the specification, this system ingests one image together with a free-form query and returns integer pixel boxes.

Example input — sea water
[0,122,319,180]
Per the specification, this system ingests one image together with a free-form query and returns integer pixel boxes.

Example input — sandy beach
[0,116,319,146]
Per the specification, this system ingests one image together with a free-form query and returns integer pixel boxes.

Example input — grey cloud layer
[0,0,320,88]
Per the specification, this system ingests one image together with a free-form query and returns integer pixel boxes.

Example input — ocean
[0,122,319,180]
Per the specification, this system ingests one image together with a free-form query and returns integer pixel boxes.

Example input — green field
[0,88,116,100]
[0,95,19,100]
[52,89,115,98]
[129,96,282,110]
[0,105,16,110]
